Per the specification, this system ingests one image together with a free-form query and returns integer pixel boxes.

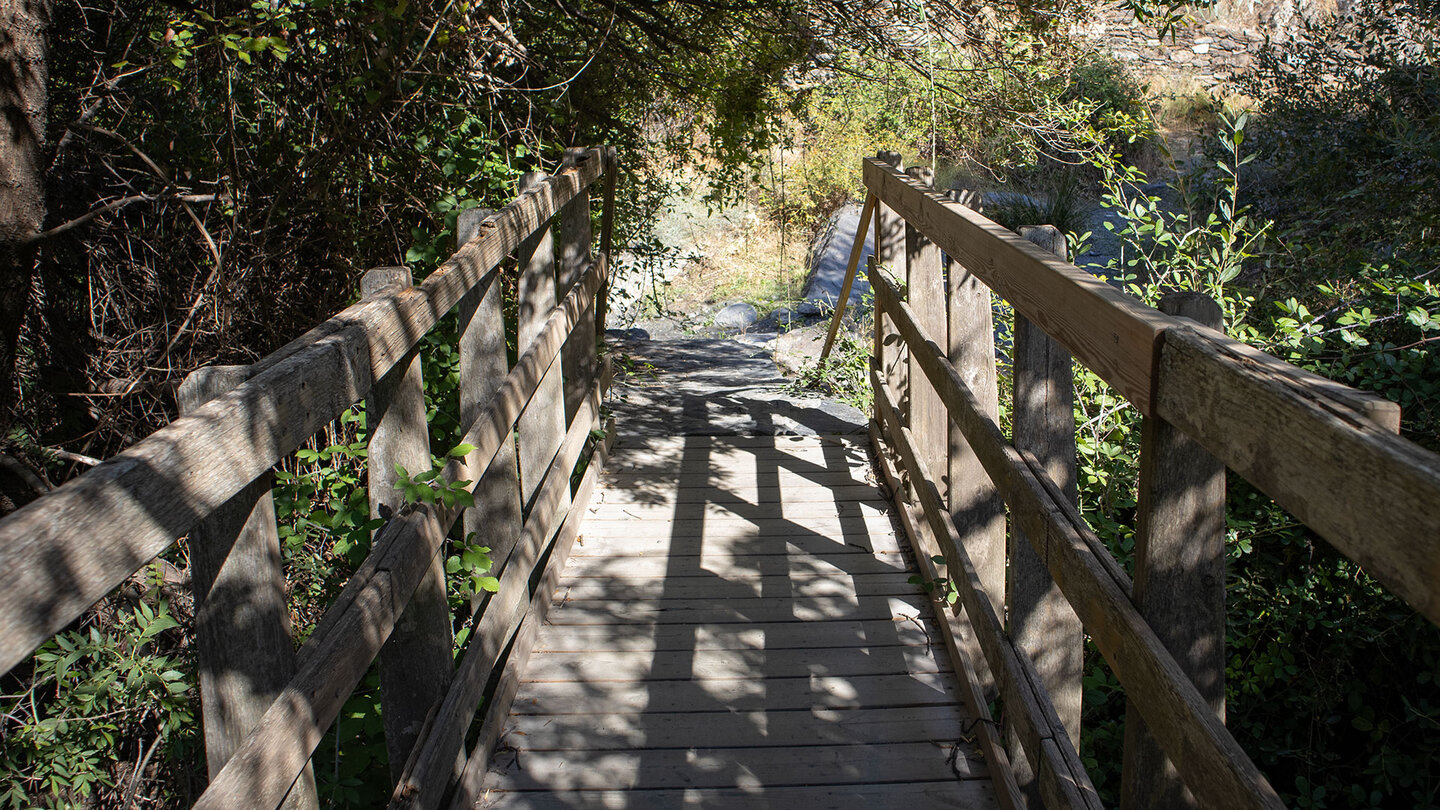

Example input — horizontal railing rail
[858,153,1440,810]
[0,146,618,810]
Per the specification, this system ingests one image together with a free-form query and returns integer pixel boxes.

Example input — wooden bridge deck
[477,434,997,809]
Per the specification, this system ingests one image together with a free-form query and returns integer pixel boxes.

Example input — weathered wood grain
[943,189,1006,700]
[870,269,1285,809]
[522,643,945,681]
[561,550,907,581]
[177,368,318,810]
[863,157,1172,414]
[363,266,456,783]
[557,147,596,426]
[533,617,936,653]
[1122,293,1227,810]
[1157,324,1440,626]
[487,741,983,792]
[551,572,917,601]
[498,704,968,750]
[444,423,616,810]
[194,258,608,810]
[0,152,609,677]
[513,671,960,714]
[477,781,1000,810]
[456,208,524,619]
[906,166,948,495]
[1009,225,1082,773]
[515,170,570,524]
[387,372,608,810]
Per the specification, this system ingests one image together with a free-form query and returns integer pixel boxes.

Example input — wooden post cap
[361,265,413,297]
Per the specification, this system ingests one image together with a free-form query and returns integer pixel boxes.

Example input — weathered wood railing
[0,145,619,810]
[857,152,1440,810]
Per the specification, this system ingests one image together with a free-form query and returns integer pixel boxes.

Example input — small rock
[713,302,759,330]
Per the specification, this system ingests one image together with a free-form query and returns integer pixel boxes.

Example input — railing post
[904,164,947,491]
[1121,292,1228,810]
[873,151,907,423]
[456,209,524,617]
[944,188,1006,696]
[362,265,455,784]
[558,147,597,428]
[178,367,318,810]
[1007,224,1083,794]
[515,171,571,523]
[596,146,618,337]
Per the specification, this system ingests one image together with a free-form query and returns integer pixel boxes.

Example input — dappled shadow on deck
[476,419,997,809]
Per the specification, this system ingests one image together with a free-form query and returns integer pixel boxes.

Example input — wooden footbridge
[2,147,1438,809]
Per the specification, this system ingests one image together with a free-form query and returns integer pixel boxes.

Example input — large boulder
[801,203,875,313]
[713,302,759,330]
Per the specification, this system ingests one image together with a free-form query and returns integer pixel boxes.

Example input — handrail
[861,155,1440,809]
[0,146,617,810]
[0,148,609,677]
[862,157,1439,625]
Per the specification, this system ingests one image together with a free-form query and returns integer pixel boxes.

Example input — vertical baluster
[558,148,596,428]
[1121,292,1227,810]
[363,265,454,784]
[179,367,319,810]
[515,172,571,524]
[873,151,907,429]
[944,188,1006,695]
[1007,224,1083,796]
[904,165,946,487]
[596,146,619,337]
[455,209,524,618]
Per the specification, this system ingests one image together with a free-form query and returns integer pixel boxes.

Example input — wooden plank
[905,165,949,496]
[818,193,877,365]
[487,741,983,792]
[613,434,868,450]
[569,527,903,555]
[534,617,939,653]
[1157,324,1440,626]
[574,515,899,540]
[542,594,932,626]
[0,152,609,677]
[943,190,1006,701]
[599,469,876,490]
[511,671,961,714]
[578,499,890,521]
[863,156,1172,414]
[520,644,947,682]
[1122,293,1228,810]
[551,572,918,601]
[592,482,885,504]
[873,152,909,428]
[870,269,1284,809]
[388,374,609,810]
[177,367,318,810]
[457,208,524,618]
[477,780,999,810]
[871,371,1100,810]
[362,266,455,783]
[195,259,609,810]
[516,170,571,527]
[558,147,596,425]
[1008,225,1083,768]
[561,552,908,579]
[498,704,969,750]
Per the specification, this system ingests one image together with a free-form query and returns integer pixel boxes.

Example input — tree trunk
[0,0,50,433]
